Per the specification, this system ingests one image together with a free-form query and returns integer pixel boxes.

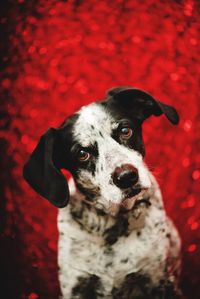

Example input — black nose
[112,164,139,189]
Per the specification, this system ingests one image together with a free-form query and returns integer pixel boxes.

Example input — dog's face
[62,102,151,213]
[23,87,179,213]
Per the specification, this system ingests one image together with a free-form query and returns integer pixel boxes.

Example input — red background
[0,1,200,298]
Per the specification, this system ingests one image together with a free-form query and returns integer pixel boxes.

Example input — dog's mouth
[107,187,151,216]
[125,187,142,198]
[121,187,149,211]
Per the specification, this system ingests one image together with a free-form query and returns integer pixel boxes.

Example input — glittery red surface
[0,1,200,298]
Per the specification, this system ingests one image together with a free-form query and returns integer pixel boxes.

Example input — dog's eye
[78,149,90,162]
[120,127,133,140]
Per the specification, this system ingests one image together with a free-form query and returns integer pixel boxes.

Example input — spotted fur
[23,87,182,298]
[58,175,181,299]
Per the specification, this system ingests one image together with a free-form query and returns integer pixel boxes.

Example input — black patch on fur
[70,199,85,220]
[105,261,113,268]
[70,200,111,234]
[112,273,151,299]
[95,208,107,216]
[103,245,113,256]
[112,273,181,299]
[71,275,101,299]
[59,113,98,177]
[104,213,129,245]
[104,201,150,245]
[75,182,99,202]
[151,280,182,299]
[121,258,128,263]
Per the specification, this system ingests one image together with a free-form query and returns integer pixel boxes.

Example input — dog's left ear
[23,128,69,208]
[107,87,179,125]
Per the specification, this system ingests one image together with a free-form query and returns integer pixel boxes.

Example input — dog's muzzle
[112,164,139,189]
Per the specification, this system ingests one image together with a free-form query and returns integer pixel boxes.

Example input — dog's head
[23,87,179,213]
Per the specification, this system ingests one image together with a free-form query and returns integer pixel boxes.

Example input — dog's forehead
[73,103,116,146]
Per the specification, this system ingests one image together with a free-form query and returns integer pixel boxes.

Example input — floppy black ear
[107,87,179,125]
[23,128,69,208]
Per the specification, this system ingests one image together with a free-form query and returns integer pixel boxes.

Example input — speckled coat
[58,176,181,299]
[23,87,182,299]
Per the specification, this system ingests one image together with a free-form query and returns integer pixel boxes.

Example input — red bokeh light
[1,1,200,298]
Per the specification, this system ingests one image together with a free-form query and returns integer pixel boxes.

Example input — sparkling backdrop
[0,1,200,298]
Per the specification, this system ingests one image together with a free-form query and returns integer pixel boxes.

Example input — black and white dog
[23,87,182,299]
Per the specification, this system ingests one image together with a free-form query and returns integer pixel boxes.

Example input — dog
[23,87,182,299]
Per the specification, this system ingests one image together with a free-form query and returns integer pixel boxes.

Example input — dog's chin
[121,188,148,211]
[107,188,150,216]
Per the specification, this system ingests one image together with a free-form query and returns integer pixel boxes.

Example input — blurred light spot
[190,38,197,46]
[21,135,29,145]
[187,195,196,207]
[184,2,194,16]
[50,58,58,67]
[28,46,36,54]
[49,8,57,15]
[132,36,141,43]
[183,120,192,132]
[39,47,47,55]
[182,158,190,167]
[188,244,197,253]
[191,222,199,230]
[28,293,38,299]
[48,241,57,251]
[170,73,179,81]
[192,170,200,180]
[188,216,195,225]
[30,109,38,118]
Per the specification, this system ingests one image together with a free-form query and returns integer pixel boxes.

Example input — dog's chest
[58,205,170,288]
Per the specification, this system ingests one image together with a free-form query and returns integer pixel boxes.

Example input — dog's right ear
[23,128,69,208]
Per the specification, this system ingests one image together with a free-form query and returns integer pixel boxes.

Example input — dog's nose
[112,164,139,189]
